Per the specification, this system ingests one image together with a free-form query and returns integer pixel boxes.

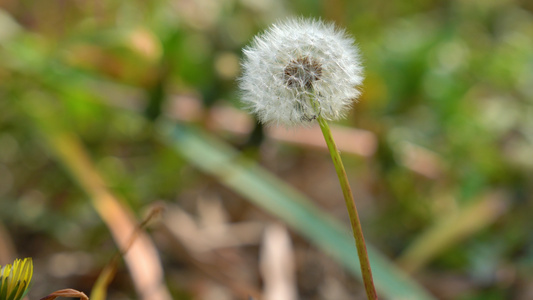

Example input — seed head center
[283,57,322,90]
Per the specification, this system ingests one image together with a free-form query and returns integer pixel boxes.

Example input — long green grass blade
[158,122,436,300]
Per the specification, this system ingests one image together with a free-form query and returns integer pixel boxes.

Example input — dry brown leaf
[40,289,89,300]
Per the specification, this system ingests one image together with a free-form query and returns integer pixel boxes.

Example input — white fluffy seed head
[239,18,364,127]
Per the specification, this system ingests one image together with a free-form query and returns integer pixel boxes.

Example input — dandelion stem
[317,116,378,300]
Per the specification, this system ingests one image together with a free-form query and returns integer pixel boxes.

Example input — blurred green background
[1,0,533,299]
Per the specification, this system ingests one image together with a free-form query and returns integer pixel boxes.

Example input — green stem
[317,116,378,300]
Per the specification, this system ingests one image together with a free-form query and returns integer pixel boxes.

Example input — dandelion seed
[283,56,323,90]
[239,18,363,127]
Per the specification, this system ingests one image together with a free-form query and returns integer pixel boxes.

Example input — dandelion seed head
[239,18,364,127]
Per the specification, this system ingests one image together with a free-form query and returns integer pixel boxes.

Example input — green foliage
[1,0,532,299]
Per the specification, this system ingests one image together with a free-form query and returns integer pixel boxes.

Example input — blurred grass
[24,96,171,300]
[397,191,509,274]
[1,0,533,299]
[159,122,435,300]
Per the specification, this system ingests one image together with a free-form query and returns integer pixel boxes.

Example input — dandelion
[239,18,378,300]
[0,258,33,300]
[239,18,363,127]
